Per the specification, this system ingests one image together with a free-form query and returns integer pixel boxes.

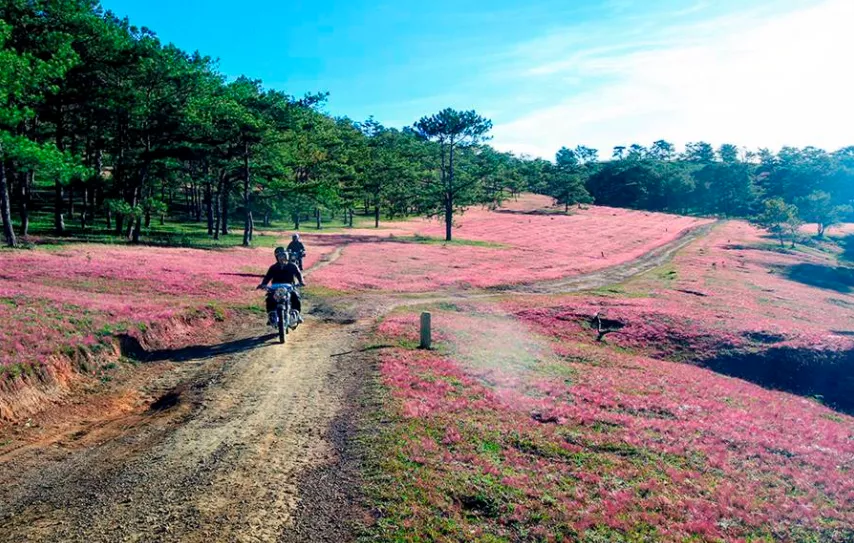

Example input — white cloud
[491,0,854,159]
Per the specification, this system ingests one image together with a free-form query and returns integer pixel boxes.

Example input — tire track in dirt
[306,244,347,274]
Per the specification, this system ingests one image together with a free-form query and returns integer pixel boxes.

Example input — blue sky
[102,0,853,158]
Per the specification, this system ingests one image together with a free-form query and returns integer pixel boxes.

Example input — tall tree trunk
[242,145,252,247]
[194,181,202,222]
[445,198,453,242]
[444,142,455,242]
[315,207,321,230]
[0,158,16,247]
[54,105,65,235]
[21,170,32,237]
[94,169,103,224]
[126,185,138,238]
[131,217,141,243]
[205,181,214,235]
[132,160,152,244]
[81,182,89,229]
[375,202,380,228]
[68,181,74,216]
[131,183,144,243]
[293,211,300,230]
[263,211,270,227]
[249,212,254,241]
[55,181,65,234]
[349,208,354,228]
[221,181,230,235]
[213,188,221,241]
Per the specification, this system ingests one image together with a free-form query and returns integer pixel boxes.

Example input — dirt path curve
[514,221,716,294]
[344,222,718,315]
[0,221,716,543]
[0,318,366,543]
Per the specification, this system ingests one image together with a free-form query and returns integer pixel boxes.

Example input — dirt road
[0,319,367,543]
[0,222,714,542]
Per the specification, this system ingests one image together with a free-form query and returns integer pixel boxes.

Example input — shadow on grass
[141,334,277,362]
[702,347,854,415]
[330,344,395,357]
[779,263,854,293]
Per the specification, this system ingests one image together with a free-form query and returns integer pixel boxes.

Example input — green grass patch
[302,284,351,298]
[653,264,677,283]
[405,233,508,248]
[590,284,628,297]
[207,302,227,322]
[0,362,39,381]
[537,360,578,378]
[242,303,266,314]
[436,301,463,312]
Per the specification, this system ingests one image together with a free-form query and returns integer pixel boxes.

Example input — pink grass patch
[311,202,710,292]
[373,306,854,541]
[0,239,335,373]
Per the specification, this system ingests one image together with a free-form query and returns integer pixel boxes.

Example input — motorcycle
[288,249,305,271]
[264,283,301,344]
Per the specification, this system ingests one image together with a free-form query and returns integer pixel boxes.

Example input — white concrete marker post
[420,311,432,349]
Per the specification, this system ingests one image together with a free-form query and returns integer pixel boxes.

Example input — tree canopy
[0,2,851,248]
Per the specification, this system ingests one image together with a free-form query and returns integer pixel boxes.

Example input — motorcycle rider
[257,247,305,326]
[286,234,306,270]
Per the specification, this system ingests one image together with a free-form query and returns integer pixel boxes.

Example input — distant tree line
[526,141,854,244]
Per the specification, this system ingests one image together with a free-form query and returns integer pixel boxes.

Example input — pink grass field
[613,220,853,349]
[370,304,853,542]
[492,220,854,362]
[0,242,333,375]
[366,218,853,541]
[310,195,711,292]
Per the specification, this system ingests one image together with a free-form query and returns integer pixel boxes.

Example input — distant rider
[257,247,305,326]
[286,234,306,270]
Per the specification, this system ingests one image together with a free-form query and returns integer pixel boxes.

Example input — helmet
[292,233,300,241]
[274,247,286,258]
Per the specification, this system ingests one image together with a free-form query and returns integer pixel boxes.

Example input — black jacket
[287,240,305,254]
[261,262,303,286]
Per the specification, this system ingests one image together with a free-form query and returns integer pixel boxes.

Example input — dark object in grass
[591,312,625,341]
[531,411,560,424]
[676,289,708,297]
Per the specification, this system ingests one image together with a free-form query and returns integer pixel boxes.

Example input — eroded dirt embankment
[0,308,226,424]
